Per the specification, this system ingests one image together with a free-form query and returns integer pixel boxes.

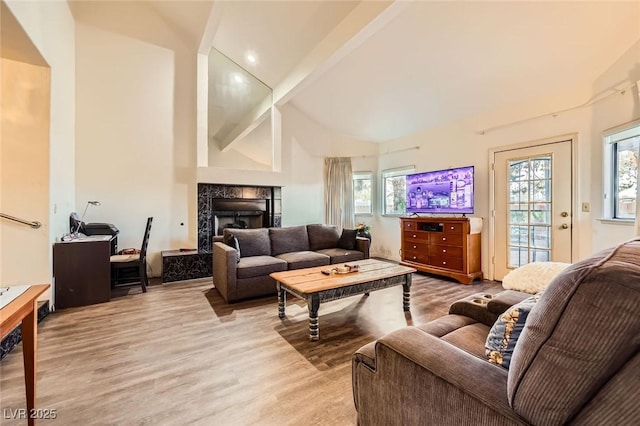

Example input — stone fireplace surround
[197,183,282,252]
[161,183,282,283]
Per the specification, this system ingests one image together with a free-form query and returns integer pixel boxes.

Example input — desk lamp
[72,200,101,237]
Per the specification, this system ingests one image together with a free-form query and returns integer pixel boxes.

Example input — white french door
[493,140,573,280]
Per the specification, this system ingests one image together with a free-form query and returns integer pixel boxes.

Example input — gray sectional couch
[213,224,370,303]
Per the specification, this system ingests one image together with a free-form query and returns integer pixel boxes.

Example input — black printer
[85,223,119,255]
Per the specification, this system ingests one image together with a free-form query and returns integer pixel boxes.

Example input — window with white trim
[604,123,639,220]
[382,166,414,215]
[353,171,372,215]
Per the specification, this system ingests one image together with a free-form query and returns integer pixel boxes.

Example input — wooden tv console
[399,217,483,284]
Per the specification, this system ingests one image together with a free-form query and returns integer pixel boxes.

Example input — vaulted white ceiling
[289,1,640,142]
[68,1,640,143]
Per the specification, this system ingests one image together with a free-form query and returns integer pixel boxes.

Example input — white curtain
[324,157,355,230]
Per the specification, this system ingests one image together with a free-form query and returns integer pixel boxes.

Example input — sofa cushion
[307,224,340,250]
[507,238,640,426]
[225,235,241,263]
[485,294,540,369]
[418,314,489,358]
[275,251,330,270]
[269,226,310,256]
[223,228,270,257]
[501,261,571,294]
[315,248,364,264]
[339,229,357,250]
[236,255,287,279]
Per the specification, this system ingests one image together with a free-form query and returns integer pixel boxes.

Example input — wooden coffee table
[270,259,416,341]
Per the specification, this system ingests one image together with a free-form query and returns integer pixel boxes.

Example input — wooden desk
[53,235,113,309]
[0,284,49,426]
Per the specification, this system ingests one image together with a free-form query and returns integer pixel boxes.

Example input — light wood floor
[0,272,502,425]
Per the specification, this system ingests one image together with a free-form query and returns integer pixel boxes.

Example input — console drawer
[405,241,429,253]
[428,244,463,258]
[429,233,463,246]
[429,256,463,271]
[443,222,464,234]
[404,230,429,243]
[403,250,428,264]
[403,221,418,231]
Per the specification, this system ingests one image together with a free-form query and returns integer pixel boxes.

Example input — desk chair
[110,217,153,293]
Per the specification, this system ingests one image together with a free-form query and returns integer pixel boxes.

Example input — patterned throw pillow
[485,294,541,369]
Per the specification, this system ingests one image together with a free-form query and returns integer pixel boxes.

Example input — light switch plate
[581,202,590,212]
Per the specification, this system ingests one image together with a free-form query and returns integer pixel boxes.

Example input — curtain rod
[354,145,420,158]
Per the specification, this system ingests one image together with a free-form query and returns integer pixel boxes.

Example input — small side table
[161,250,212,283]
[0,284,50,426]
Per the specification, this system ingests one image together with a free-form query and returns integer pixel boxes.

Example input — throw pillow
[501,261,571,294]
[338,229,357,250]
[485,293,541,369]
[226,235,241,263]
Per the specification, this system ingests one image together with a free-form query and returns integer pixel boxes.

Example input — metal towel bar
[0,212,42,229]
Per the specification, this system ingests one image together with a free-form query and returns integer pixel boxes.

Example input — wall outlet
[581,202,590,213]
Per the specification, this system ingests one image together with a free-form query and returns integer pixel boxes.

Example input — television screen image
[406,166,474,215]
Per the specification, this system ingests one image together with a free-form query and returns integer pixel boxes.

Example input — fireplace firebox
[198,184,281,252]
[211,199,268,236]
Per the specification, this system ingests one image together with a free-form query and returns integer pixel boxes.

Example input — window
[604,124,639,220]
[353,172,372,215]
[382,167,414,215]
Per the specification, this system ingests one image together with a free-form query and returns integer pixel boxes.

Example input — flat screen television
[406,166,474,215]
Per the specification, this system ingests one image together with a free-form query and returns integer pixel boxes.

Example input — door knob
[561,223,569,229]
[561,211,569,217]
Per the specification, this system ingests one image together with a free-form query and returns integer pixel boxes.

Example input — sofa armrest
[487,290,530,315]
[353,327,527,425]
[355,237,370,259]
[449,297,500,327]
[213,241,238,302]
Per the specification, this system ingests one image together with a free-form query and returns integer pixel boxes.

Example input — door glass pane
[531,249,550,262]
[507,155,553,268]
[530,205,550,225]
[530,180,551,202]
[509,247,529,267]
[530,158,551,179]
[509,182,528,202]
[530,226,550,248]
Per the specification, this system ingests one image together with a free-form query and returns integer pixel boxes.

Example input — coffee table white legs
[277,282,286,319]
[308,295,320,341]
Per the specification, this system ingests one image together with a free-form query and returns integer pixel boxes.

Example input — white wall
[75,23,196,275]
[4,0,75,301]
[0,59,50,285]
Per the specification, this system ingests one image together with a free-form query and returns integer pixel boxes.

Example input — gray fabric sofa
[213,224,370,303]
[353,237,640,425]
